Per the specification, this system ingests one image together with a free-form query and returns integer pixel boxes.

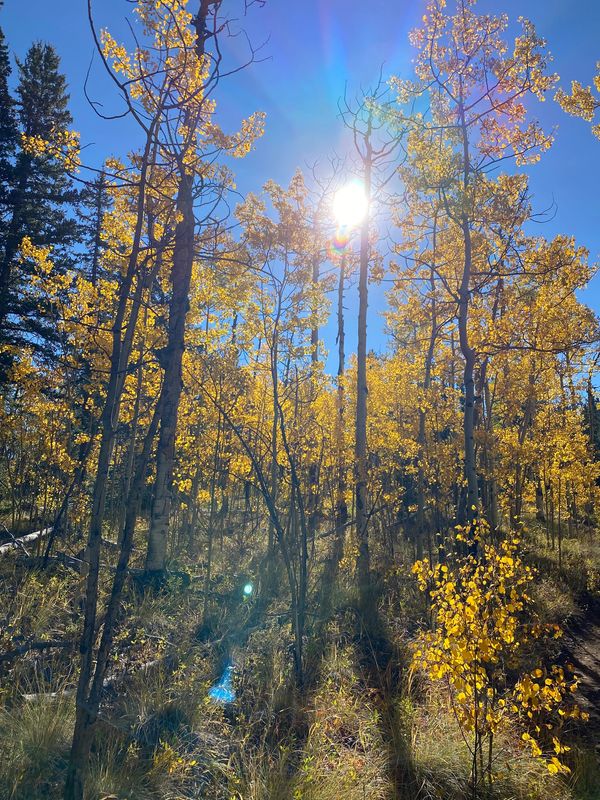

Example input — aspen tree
[391,0,558,534]
[339,80,400,617]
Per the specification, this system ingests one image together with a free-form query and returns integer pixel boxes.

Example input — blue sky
[2,0,599,369]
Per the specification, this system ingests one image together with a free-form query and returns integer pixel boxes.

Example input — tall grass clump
[0,694,73,799]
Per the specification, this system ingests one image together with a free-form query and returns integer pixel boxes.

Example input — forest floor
[0,520,599,799]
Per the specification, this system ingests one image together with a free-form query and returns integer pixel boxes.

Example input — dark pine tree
[0,41,79,368]
[77,168,112,287]
[0,6,18,379]
[0,5,17,224]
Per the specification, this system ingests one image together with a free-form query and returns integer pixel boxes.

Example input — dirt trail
[562,592,600,737]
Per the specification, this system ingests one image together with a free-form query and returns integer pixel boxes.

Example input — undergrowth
[0,523,596,800]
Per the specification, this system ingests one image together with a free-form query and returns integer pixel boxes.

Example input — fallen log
[22,688,76,702]
[0,527,52,556]
[21,551,87,574]
[22,654,173,702]
[0,638,74,663]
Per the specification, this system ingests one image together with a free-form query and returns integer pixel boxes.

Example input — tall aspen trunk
[144,0,215,577]
[458,239,478,524]
[64,396,161,800]
[457,97,478,530]
[535,481,545,522]
[64,308,144,795]
[355,147,372,614]
[307,253,320,549]
[512,369,537,527]
[64,127,157,800]
[203,414,222,620]
[266,333,279,591]
[145,172,194,576]
[118,312,146,542]
[416,249,438,562]
[482,373,499,532]
[336,254,348,545]
[319,255,348,621]
[277,394,309,687]
[557,476,563,570]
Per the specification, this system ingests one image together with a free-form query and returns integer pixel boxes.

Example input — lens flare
[208,661,235,704]
[328,228,351,258]
[333,181,368,228]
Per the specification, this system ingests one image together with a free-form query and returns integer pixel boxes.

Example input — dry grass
[0,693,73,799]
[291,641,393,800]
[411,687,573,800]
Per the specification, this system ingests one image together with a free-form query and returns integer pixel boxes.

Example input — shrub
[412,524,587,793]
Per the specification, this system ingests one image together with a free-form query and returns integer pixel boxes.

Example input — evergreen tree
[0,41,78,364]
[77,168,111,287]
[0,3,17,226]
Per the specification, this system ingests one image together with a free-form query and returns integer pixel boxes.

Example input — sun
[333,181,368,228]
